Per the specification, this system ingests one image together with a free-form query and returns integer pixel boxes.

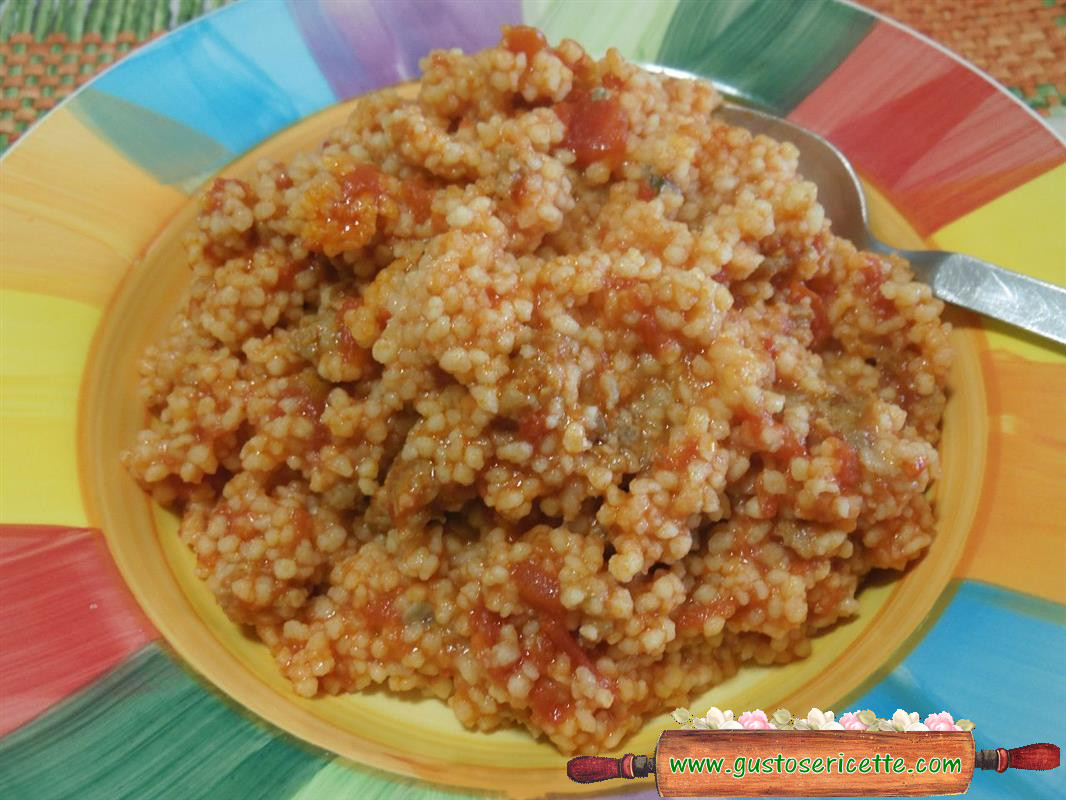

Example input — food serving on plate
[122,27,951,753]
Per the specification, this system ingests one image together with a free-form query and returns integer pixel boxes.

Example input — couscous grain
[123,27,951,753]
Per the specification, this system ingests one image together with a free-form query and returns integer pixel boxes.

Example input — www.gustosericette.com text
[668,754,962,780]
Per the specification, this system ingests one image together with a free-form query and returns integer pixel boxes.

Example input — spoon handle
[885,247,1066,346]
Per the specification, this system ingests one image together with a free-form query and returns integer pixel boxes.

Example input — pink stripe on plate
[0,525,157,736]
[788,22,1065,236]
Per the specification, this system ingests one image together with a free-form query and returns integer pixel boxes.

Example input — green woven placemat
[0,0,232,150]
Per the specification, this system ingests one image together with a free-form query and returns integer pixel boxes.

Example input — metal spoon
[715,104,1066,345]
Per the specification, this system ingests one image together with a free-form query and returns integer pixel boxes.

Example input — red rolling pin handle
[976,743,1060,772]
[567,753,652,782]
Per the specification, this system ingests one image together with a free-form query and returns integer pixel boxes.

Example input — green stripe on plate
[523,0,680,63]
[288,760,475,800]
[0,644,328,800]
[655,0,875,111]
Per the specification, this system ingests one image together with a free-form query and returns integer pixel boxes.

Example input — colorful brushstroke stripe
[288,0,521,100]
[0,526,157,736]
[845,581,1066,800]
[654,0,875,111]
[0,111,189,308]
[0,644,331,800]
[0,523,478,799]
[88,0,335,156]
[66,0,337,189]
[789,22,1066,236]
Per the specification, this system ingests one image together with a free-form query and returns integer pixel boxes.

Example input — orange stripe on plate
[953,346,1066,605]
[925,168,1066,603]
[0,525,157,736]
[0,108,187,308]
[788,22,1065,236]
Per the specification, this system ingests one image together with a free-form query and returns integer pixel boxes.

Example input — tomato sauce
[292,507,313,541]
[336,297,365,364]
[471,572,617,723]
[529,677,572,725]
[511,561,607,685]
[303,163,385,257]
[826,436,861,492]
[340,163,383,197]
[674,596,738,632]
[364,588,401,631]
[735,407,773,451]
[400,179,434,223]
[807,272,835,299]
[517,411,550,446]
[861,258,897,318]
[274,384,326,423]
[204,178,250,212]
[775,427,808,463]
[635,312,671,353]
[511,560,565,616]
[656,438,701,472]
[904,454,927,480]
[538,616,605,682]
[555,88,629,169]
[470,601,503,652]
[736,407,808,471]
[756,493,781,518]
[271,379,331,453]
[502,25,547,61]
[608,280,673,353]
[274,259,305,291]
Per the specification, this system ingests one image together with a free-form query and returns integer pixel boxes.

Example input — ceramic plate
[1,1,1063,798]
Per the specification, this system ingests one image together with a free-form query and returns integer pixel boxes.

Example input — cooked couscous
[123,27,952,753]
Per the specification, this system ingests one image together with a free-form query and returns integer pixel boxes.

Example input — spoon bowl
[715,103,1066,346]
[715,105,871,247]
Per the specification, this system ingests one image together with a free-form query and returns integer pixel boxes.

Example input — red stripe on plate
[788,23,1065,236]
[0,525,157,736]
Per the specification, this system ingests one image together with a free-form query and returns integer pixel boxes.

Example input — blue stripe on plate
[850,580,1066,799]
[68,88,234,189]
[89,0,334,156]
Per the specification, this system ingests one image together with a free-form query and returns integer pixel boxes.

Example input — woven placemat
[863,0,1066,120]
[1,0,1063,153]
[0,0,233,150]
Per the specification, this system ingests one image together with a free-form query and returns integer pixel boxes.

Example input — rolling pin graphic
[568,731,1059,796]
